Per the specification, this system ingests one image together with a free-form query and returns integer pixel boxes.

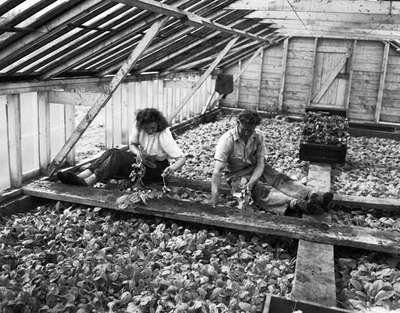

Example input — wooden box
[299,142,347,164]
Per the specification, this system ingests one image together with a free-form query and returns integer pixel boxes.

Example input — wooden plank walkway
[22,180,400,254]
[292,163,336,306]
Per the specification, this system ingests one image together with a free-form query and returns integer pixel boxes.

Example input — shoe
[309,191,333,208]
[58,171,87,186]
[291,199,324,215]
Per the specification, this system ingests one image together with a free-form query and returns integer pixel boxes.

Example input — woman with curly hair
[58,108,186,186]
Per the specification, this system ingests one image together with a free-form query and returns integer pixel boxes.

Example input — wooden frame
[375,41,390,123]
[278,38,289,112]
[37,91,51,175]
[307,37,319,106]
[344,40,357,117]
[6,94,22,188]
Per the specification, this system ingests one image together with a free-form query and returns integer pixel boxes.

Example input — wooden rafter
[47,17,170,175]
[228,0,400,15]
[111,0,271,43]
[169,37,239,122]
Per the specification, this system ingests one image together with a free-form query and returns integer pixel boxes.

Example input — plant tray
[299,142,347,164]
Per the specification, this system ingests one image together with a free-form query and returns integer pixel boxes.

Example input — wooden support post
[6,94,22,187]
[375,41,390,123]
[236,60,241,107]
[292,163,336,306]
[47,17,169,176]
[278,38,289,112]
[345,40,357,118]
[169,37,239,123]
[307,37,318,107]
[256,48,265,110]
[64,104,75,166]
[312,55,348,104]
[121,83,129,144]
[37,91,51,175]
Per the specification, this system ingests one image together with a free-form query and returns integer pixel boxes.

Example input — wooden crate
[299,142,347,164]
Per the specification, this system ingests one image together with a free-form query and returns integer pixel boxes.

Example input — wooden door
[310,50,349,109]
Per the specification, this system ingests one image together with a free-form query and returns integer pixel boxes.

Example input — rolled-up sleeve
[159,128,184,159]
[214,133,232,163]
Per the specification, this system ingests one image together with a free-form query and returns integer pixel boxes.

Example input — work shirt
[129,126,183,161]
[214,126,267,174]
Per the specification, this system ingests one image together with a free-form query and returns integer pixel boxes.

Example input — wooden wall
[223,37,400,124]
[0,73,214,192]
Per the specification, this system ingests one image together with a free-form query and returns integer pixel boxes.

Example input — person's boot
[308,191,334,209]
[289,199,324,215]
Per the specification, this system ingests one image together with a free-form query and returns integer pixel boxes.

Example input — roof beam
[228,0,400,15]
[111,0,271,43]
[277,29,400,41]
[246,11,400,25]
[47,17,170,175]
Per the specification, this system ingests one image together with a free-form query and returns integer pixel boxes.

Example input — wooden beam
[0,77,110,95]
[169,37,239,123]
[0,0,103,69]
[47,17,170,176]
[113,0,271,43]
[236,60,241,107]
[278,38,289,112]
[48,90,104,106]
[256,48,265,110]
[345,40,356,117]
[333,194,400,213]
[276,30,400,41]
[375,42,390,123]
[292,163,336,306]
[312,55,348,104]
[228,0,400,15]
[37,91,51,175]
[6,94,22,187]
[64,104,75,166]
[307,37,318,107]
[22,180,400,254]
[246,10,400,25]
[261,19,400,31]
[264,295,351,313]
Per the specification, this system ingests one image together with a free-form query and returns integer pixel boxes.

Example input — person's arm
[162,155,186,176]
[211,160,225,207]
[128,126,144,160]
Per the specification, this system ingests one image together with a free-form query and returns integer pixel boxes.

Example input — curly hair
[238,110,262,126]
[136,108,169,131]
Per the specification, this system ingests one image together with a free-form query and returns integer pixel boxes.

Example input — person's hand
[243,180,255,193]
[210,193,218,208]
[162,166,174,177]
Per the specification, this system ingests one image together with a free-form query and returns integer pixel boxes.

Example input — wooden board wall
[222,38,400,124]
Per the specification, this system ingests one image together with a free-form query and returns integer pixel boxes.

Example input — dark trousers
[88,148,169,185]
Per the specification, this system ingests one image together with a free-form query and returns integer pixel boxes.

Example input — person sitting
[211,110,333,215]
[58,108,186,186]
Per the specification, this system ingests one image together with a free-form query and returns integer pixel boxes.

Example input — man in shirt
[211,110,333,215]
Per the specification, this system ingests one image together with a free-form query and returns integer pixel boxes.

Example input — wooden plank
[277,30,400,41]
[48,91,104,106]
[375,42,390,123]
[169,37,239,122]
[121,83,129,144]
[292,163,336,306]
[345,40,356,117]
[22,180,400,254]
[307,38,318,106]
[228,0,400,15]
[257,49,265,110]
[115,0,271,43]
[6,94,22,187]
[236,60,241,107]
[47,17,169,176]
[64,104,75,166]
[246,10,400,25]
[333,194,400,212]
[37,91,51,175]
[264,295,351,313]
[312,55,348,104]
[278,38,289,112]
